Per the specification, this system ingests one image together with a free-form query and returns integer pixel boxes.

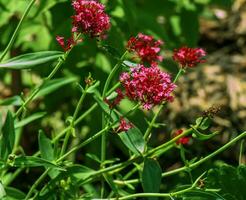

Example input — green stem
[148,128,193,156]
[56,104,139,163]
[115,131,246,186]
[143,68,184,143]
[143,104,164,141]
[24,168,50,200]
[100,50,127,197]
[14,51,70,118]
[0,0,37,62]
[110,172,204,200]
[59,87,87,157]
[239,139,245,165]
[102,51,128,98]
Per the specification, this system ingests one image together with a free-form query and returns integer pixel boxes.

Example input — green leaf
[118,127,145,156]
[87,81,100,94]
[0,51,63,70]
[0,111,15,161]
[12,156,64,171]
[195,117,211,130]
[205,165,246,200]
[93,94,118,122]
[86,153,101,164]
[15,112,46,129]
[0,96,22,106]
[141,158,162,200]
[36,77,77,98]
[123,60,138,67]
[38,131,54,161]
[181,189,225,200]
[38,131,59,178]
[0,182,6,199]
[191,125,219,141]
[4,187,26,200]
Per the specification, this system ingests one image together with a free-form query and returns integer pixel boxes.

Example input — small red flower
[120,65,176,110]
[115,117,133,133]
[173,46,206,68]
[127,33,163,66]
[71,0,110,38]
[174,129,191,145]
[56,36,75,51]
[104,89,124,109]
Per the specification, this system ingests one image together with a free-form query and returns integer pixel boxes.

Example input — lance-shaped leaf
[11,156,64,171]
[191,125,219,141]
[0,51,63,70]
[35,77,77,98]
[141,158,162,200]
[15,112,46,129]
[118,126,145,156]
[0,96,22,106]
[0,111,15,161]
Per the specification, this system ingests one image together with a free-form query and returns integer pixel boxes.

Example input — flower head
[71,0,110,38]
[173,46,206,68]
[115,117,133,133]
[120,65,176,109]
[127,33,163,66]
[174,129,191,145]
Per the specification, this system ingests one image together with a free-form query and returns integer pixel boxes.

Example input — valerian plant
[0,0,245,200]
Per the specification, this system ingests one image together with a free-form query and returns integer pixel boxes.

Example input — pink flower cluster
[120,65,176,110]
[173,46,206,68]
[127,33,163,66]
[71,0,110,37]
[56,0,110,51]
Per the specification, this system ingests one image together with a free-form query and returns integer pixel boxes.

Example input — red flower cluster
[173,46,206,68]
[120,65,176,110]
[71,0,110,37]
[174,129,191,145]
[104,89,124,109]
[127,33,163,66]
[116,117,133,133]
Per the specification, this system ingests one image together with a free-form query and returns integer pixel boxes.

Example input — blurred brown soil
[167,0,246,143]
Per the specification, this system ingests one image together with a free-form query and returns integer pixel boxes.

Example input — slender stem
[173,68,185,83]
[57,104,139,163]
[0,0,37,62]
[143,104,164,141]
[148,128,193,156]
[143,68,184,143]
[239,139,245,165]
[102,51,128,98]
[14,51,69,118]
[100,50,128,197]
[109,172,204,200]
[59,87,87,157]
[115,131,246,185]
[24,168,50,200]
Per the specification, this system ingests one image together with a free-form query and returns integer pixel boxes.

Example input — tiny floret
[115,117,133,133]
[120,65,176,109]
[173,46,206,68]
[71,0,110,37]
[127,33,163,66]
